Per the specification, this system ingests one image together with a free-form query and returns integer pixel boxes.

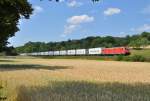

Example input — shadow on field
[0,64,72,71]
[0,60,16,62]
[16,81,150,101]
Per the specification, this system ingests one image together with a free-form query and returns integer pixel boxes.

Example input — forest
[15,32,150,53]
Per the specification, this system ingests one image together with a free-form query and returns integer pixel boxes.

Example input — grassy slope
[130,49,150,57]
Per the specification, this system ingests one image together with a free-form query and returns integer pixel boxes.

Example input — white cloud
[67,15,94,25]
[142,5,150,14]
[131,24,150,32]
[67,0,83,8]
[104,8,121,16]
[64,25,78,35]
[33,5,43,15]
[59,0,65,3]
[62,15,94,36]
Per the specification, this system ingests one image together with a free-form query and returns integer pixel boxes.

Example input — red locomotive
[102,47,130,55]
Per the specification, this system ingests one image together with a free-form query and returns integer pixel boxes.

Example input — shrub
[123,56,131,61]
[115,55,124,61]
[130,55,146,62]
[115,55,147,62]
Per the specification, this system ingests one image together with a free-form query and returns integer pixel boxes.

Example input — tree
[129,38,149,49]
[140,38,149,48]
[141,32,150,41]
[0,0,100,52]
[0,0,33,52]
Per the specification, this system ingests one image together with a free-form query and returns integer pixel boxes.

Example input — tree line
[15,32,150,53]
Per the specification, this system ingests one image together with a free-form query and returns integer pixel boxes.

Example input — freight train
[20,47,130,56]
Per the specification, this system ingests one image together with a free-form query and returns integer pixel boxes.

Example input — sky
[9,0,150,47]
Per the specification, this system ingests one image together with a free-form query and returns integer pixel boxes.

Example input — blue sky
[9,0,150,47]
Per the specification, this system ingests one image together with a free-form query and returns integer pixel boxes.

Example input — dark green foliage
[115,55,124,61]
[129,38,149,49]
[4,46,18,56]
[130,55,146,62]
[0,0,33,52]
[16,36,122,53]
[141,32,150,41]
[120,55,147,62]
[129,32,150,49]
[15,32,150,53]
[0,46,18,56]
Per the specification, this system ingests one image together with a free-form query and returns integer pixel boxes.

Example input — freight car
[67,50,76,55]
[76,49,87,55]
[54,51,60,56]
[60,50,67,55]
[20,47,130,56]
[88,48,102,55]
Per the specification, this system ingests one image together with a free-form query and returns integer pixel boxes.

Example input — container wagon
[67,50,76,55]
[88,48,102,55]
[21,47,130,56]
[76,49,87,55]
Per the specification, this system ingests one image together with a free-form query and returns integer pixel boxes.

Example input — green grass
[16,81,150,101]
[130,49,150,58]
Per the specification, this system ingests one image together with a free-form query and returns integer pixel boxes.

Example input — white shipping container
[20,53,27,56]
[54,51,60,55]
[38,52,42,55]
[42,52,45,55]
[32,53,35,56]
[33,53,37,55]
[37,52,41,55]
[60,50,67,55]
[40,52,43,55]
[41,52,45,55]
[35,52,38,56]
[67,50,76,55]
[88,48,102,55]
[48,51,53,55]
[44,52,49,55]
[76,49,86,55]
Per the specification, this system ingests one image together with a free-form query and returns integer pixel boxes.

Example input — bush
[0,52,6,56]
[115,55,147,62]
[115,55,124,61]
[130,55,146,62]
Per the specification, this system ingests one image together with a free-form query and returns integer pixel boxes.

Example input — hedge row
[115,55,150,62]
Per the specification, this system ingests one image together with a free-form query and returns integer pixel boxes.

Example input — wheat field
[0,56,150,101]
